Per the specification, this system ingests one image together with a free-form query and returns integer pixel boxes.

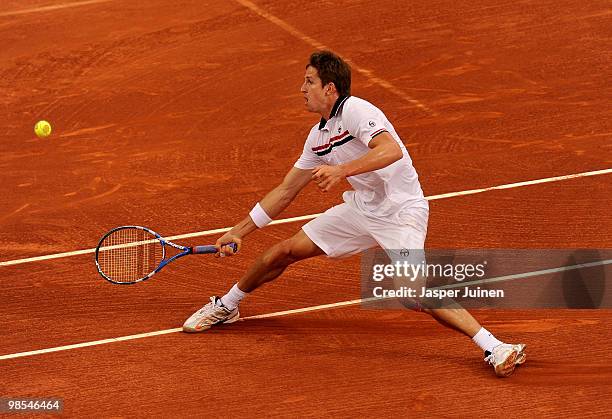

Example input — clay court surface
[1,0,611,416]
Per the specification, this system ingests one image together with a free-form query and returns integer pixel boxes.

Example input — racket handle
[192,243,237,254]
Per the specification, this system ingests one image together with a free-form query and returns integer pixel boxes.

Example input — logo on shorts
[368,121,376,127]
[338,125,342,133]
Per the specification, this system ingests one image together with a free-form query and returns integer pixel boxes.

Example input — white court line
[1,168,611,268]
[0,0,113,17]
[234,0,437,116]
[1,258,609,361]
[437,259,612,290]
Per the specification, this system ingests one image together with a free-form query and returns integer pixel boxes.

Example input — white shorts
[302,203,428,259]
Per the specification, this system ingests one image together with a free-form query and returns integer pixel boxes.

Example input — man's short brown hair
[307,50,351,97]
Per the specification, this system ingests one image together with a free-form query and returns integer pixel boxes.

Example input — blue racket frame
[95,225,235,284]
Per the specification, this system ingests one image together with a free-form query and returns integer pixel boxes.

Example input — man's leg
[370,210,526,377]
[395,270,484,340]
[397,269,526,377]
[237,229,325,293]
[183,230,324,332]
[418,302,525,377]
[420,305,481,338]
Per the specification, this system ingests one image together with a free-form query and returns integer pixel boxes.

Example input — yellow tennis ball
[34,120,52,138]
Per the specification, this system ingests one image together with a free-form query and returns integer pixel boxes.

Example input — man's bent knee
[286,230,325,260]
[265,230,324,266]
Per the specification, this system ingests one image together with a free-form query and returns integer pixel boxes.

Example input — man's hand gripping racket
[95,225,237,284]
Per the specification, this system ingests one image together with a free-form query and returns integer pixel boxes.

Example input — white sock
[220,283,247,310]
[472,327,503,353]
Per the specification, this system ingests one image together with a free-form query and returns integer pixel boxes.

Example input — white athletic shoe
[485,343,527,377]
[183,296,240,333]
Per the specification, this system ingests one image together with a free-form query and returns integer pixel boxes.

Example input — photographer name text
[372,286,504,299]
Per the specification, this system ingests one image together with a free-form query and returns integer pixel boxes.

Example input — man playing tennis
[183,51,526,377]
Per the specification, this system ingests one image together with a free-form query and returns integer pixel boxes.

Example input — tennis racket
[95,225,237,284]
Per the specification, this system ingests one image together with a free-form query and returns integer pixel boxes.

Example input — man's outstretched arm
[215,167,312,255]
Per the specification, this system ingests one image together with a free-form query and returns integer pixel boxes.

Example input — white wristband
[249,202,272,228]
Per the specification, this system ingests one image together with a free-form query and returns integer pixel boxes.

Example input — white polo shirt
[294,96,428,222]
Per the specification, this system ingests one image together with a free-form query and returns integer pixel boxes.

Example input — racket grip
[192,243,237,254]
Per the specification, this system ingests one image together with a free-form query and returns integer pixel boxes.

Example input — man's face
[301,66,328,114]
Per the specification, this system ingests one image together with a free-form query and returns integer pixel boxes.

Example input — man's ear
[326,82,337,95]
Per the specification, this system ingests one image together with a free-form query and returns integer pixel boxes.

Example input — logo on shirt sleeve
[368,120,376,127]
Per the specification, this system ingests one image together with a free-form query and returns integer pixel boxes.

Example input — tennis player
[183,51,526,377]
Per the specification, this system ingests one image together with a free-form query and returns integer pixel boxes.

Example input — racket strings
[97,228,164,283]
